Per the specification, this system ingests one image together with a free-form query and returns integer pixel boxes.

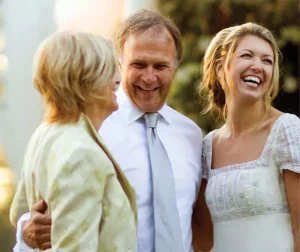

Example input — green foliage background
[158,0,300,134]
[0,205,15,252]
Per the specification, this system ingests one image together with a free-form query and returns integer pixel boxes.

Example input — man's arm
[23,200,52,250]
[10,173,51,251]
[11,171,52,251]
[14,200,52,251]
[14,212,34,252]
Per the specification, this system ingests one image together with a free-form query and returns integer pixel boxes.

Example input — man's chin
[136,103,164,113]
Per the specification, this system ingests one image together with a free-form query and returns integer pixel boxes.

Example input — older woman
[194,23,300,252]
[10,31,137,251]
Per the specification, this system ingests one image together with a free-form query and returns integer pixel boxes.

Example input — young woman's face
[225,34,274,104]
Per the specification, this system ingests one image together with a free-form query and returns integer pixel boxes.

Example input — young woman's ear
[215,60,227,92]
[216,60,224,79]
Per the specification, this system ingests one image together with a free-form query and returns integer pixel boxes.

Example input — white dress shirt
[100,85,203,252]
[14,84,202,252]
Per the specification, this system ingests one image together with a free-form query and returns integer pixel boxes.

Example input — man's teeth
[138,86,158,92]
[243,76,261,85]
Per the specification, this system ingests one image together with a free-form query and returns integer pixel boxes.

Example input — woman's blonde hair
[199,22,281,118]
[33,30,117,123]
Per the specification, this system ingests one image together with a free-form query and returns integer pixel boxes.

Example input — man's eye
[132,63,146,69]
[155,64,168,70]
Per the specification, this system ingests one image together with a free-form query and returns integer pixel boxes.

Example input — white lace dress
[202,113,300,252]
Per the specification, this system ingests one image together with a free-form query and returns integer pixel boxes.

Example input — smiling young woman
[194,23,300,252]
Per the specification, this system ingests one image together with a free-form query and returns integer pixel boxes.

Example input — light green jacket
[10,113,137,251]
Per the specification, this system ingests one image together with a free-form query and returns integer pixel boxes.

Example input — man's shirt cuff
[13,212,36,252]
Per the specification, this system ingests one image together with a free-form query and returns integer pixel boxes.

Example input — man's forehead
[126,26,174,45]
[119,26,177,65]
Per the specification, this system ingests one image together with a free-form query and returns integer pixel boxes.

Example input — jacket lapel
[81,114,137,222]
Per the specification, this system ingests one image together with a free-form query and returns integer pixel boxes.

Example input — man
[12,9,203,252]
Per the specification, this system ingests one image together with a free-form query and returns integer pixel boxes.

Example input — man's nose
[141,67,157,84]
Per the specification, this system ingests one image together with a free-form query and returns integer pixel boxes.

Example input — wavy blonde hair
[199,22,281,119]
[33,30,117,123]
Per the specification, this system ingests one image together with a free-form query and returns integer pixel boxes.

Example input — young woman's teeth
[243,76,261,86]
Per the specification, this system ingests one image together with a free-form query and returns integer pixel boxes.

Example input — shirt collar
[116,83,171,126]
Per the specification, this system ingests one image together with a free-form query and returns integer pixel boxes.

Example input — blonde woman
[193,23,300,252]
[10,31,137,251]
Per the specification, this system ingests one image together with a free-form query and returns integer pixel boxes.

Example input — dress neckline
[206,113,287,174]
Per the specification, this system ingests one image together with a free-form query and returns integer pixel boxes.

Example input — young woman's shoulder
[269,108,299,131]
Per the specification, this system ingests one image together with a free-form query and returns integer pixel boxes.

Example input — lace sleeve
[275,114,300,173]
[202,151,209,180]
[202,133,212,180]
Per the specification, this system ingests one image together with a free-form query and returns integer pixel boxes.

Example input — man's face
[119,27,177,112]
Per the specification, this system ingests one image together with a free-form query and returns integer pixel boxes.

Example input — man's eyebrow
[129,59,172,65]
[154,61,171,65]
[129,59,146,63]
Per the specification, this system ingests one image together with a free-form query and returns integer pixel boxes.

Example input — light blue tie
[144,113,184,252]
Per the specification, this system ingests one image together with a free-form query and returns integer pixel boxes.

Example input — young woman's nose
[250,57,263,72]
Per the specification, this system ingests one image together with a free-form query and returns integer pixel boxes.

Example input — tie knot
[144,113,159,128]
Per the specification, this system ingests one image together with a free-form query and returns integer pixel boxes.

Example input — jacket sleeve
[10,174,29,227]
[49,146,109,252]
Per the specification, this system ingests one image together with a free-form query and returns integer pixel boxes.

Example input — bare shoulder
[262,108,284,131]
[211,125,226,146]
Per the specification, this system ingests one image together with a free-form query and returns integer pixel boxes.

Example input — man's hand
[22,200,52,250]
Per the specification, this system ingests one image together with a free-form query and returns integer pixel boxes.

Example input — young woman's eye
[263,59,273,65]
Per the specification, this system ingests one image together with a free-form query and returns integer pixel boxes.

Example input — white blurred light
[0,32,6,51]
[54,0,86,27]
[0,53,8,72]
[284,76,298,93]
[0,167,13,185]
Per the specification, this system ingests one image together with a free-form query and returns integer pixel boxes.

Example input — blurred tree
[0,153,15,251]
[158,0,300,134]
[0,205,15,252]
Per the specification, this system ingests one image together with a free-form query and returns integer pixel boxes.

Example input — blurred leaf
[280,26,300,45]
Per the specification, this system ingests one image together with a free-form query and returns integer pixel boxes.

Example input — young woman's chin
[231,91,266,107]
